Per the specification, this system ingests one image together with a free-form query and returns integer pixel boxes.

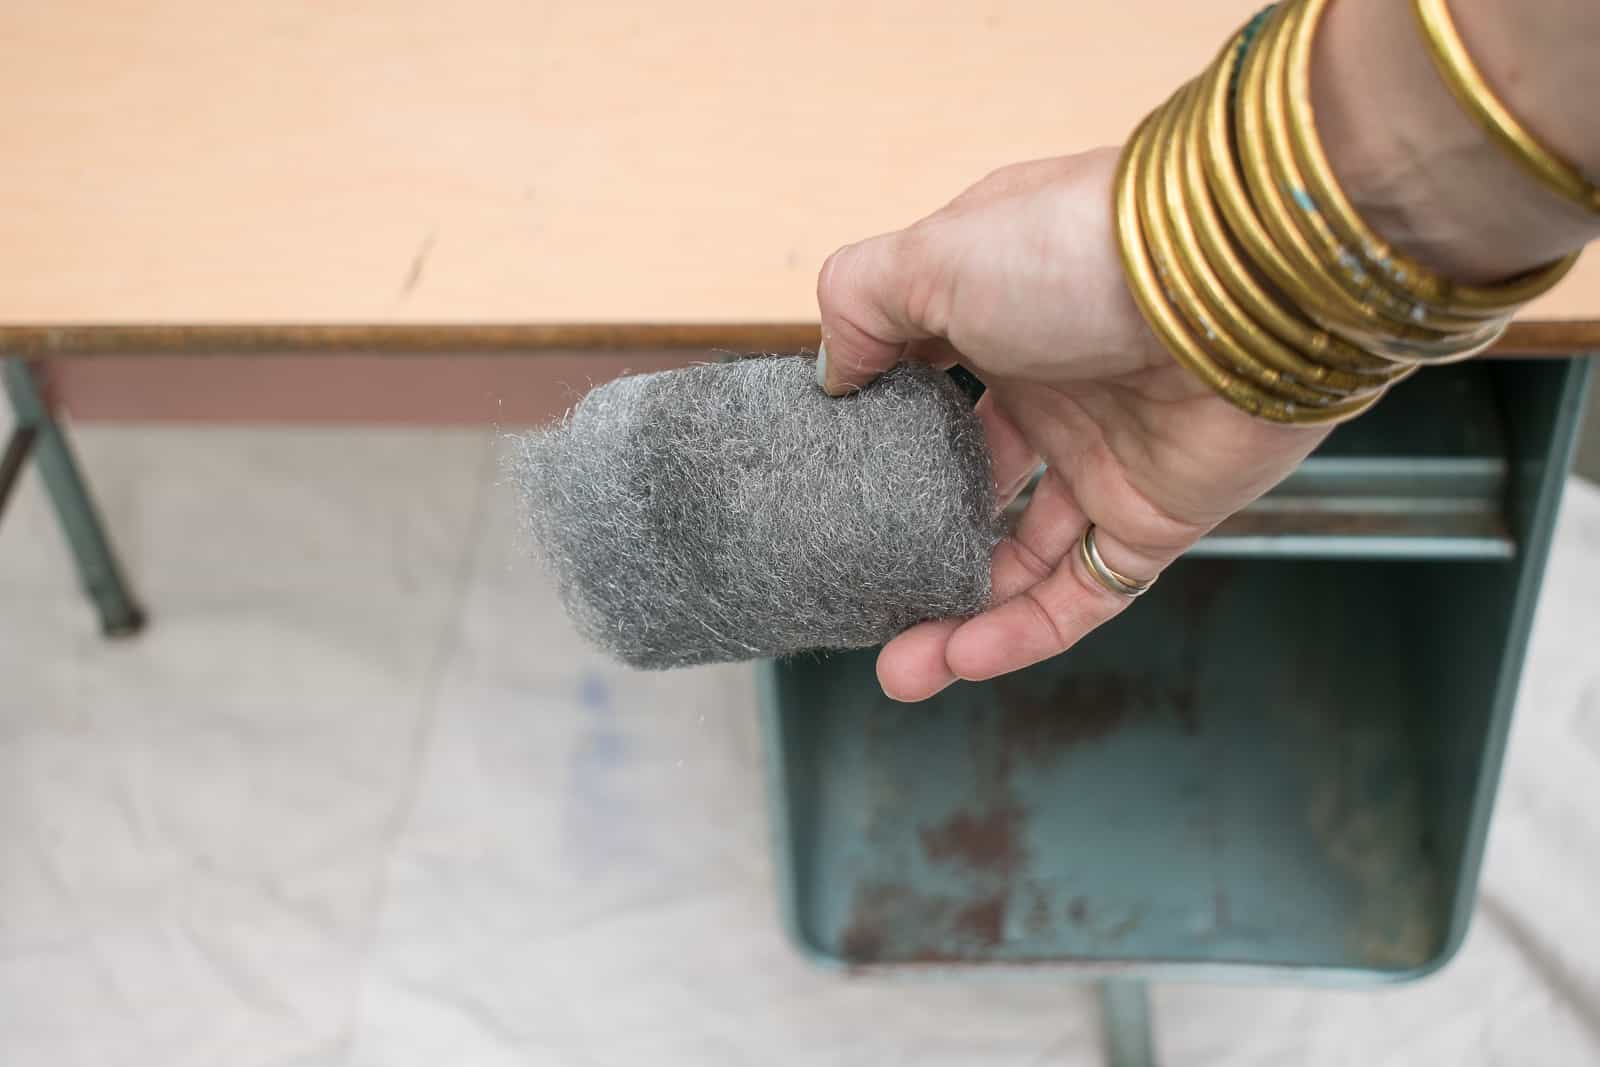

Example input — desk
[2,1,1595,367]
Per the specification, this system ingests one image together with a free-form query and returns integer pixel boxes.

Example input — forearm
[1313,0,1600,285]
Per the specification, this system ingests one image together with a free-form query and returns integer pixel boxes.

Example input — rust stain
[919,805,1028,876]
[1211,508,1506,541]
[996,671,1139,763]
[996,663,1209,756]
[840,881,1014,963]
[840,922,884,963]
[847,645,1217,966]
[846,689,1041,965]
[951,892,1007,949]
[840,883,939,964]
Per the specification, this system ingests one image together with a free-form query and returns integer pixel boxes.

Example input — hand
[817,148,1334,701]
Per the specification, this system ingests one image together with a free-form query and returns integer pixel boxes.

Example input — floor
[2,423,1599,1066]
[1576,384,1600,482]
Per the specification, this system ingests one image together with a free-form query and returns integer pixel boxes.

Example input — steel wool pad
[511,356,1002,668]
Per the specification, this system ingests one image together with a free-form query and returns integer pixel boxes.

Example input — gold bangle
[1201,20,1403,367]
[1175,54,1409,393]
[1414,0,1600,216]
[1196,31,1400,375]
[1243,6,1452,341]
[1229,8,1441,356]
[1140,83,1352,406]
[1114,0,1584,423]
[1282,0,1576,319]
[1156,83,1384,401]
[1228,8,1363,335]
[1239,5,1505,362]
[1116,113,1252,415]
[1110,0,1590,422]
[1115,109,1379,424]
[1262,0,1491,334]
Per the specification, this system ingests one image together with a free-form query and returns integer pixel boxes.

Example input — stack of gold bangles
[1114,0,1587,425]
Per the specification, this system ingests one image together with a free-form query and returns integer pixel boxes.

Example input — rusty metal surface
[1193,501,1514,559]
[767,559,1446,974]
[761,361,1590,982]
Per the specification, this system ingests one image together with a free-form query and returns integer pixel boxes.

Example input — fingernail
[815,342,829,391]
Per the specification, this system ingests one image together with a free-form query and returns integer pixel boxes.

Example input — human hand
[817,148,1334,701]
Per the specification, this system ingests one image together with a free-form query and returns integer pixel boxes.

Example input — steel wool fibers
[511,356,1001,668]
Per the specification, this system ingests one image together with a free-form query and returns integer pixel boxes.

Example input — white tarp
[3,426,1598,1065]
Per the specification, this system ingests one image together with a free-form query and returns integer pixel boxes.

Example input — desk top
[3,1,1596,350]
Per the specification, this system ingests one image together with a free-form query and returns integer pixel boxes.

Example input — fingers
[974,393,1041,508]
[876,618,963,702]
[816,226,950,396]
[872,398,1034,704]
[945,539,1130,682]
[952,468,1172,683]
[878,522,1161,699]
[990,469,1086,602]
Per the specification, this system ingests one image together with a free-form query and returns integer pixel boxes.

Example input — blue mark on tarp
[562,672,646,872]
[578,673,610,711]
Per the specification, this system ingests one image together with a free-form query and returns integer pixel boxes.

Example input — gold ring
[1079,525,1156,599]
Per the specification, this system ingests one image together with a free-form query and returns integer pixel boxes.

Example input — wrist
[1312,0,1600,285]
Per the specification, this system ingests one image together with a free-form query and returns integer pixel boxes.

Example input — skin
[815,0,1600,702]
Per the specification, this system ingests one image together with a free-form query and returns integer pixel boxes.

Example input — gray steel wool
[510,356,1002,668]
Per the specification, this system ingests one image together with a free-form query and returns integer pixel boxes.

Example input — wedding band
[1079,525,1156,598]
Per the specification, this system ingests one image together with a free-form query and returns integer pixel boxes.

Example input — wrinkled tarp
[2,426,1598,1066]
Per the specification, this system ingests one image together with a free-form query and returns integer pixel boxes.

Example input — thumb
[815,227,949,396]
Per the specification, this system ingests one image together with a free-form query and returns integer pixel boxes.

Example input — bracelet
[1414,0,1600,216]
[1195,31,1403,377]
[1112,0,1582,423]
[1116,113,1353,423]
[1286,0,1577,316]
[1119,92,1380,423]
[1139,83,1354,406]
[1255,1,1493,336]
[1239,3,1505,360]
[1175,58,1409,390]
[1177,58,1401,391]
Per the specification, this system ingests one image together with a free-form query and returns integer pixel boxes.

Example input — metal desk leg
[0,424,37,517]
[2,360,146,636]
[1101,979,1157,1067]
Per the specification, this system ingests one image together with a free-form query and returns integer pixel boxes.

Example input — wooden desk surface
[3,0,1596,352]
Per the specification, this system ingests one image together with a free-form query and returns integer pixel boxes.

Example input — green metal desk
[761,358,1591,1064]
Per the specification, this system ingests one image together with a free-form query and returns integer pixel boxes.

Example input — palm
[876,362,1328,700]
[817,147,1332,700]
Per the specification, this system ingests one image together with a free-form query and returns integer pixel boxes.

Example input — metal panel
[759,358,1591,984]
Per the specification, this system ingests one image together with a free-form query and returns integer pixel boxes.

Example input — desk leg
[1100,979,1157,1067]
[2,360,146,636]
[0,424,36,518]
